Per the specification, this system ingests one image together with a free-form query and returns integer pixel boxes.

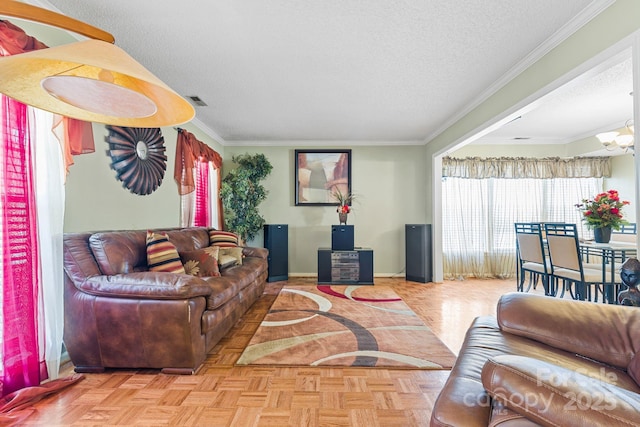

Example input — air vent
[186,95,208,107]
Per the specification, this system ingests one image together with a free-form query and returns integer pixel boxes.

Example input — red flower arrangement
[332,188,354,214]
[576,189,630,230]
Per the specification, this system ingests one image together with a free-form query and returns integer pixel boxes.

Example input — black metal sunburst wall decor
[105,125,167,196]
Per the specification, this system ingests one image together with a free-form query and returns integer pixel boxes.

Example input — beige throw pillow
[218,246,243,269]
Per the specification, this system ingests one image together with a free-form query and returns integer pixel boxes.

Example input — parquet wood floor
[20,277,532,426]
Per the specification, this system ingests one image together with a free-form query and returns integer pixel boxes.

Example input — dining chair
[544,223,614,302]
[611,223,637,243]
[514,223,553,295]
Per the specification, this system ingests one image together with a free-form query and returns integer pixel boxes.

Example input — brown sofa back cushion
[628,352,640,387]
[497,292,640,370]
[89,228,210,275]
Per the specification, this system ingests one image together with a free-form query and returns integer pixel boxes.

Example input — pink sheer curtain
[194,160,210,227]
[0,18,94,402]
[1,95,43,396]
[175,129,223,228]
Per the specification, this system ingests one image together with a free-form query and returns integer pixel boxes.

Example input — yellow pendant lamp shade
[0,39,195,127]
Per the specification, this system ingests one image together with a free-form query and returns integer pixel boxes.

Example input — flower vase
[338,212,348,225]
[593,226,612,243]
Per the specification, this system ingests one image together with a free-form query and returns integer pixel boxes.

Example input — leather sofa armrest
[497,292,640,368]
[78,272,213,300]
[481,355,640,427]
[242,246,268,259]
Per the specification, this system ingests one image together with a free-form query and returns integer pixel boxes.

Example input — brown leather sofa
[430,292,640,426]
[63,227,268,374]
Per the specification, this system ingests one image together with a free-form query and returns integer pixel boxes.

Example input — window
[442,176,602,279]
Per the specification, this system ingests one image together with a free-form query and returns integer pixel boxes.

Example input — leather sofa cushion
[487,402,540,427]
[430,316,640,427]
[90,230,148,275]
[90,228,210,275]
[204,257,266,310]
[482,355,640,427]
[165,228,210,252]
[628,352,640,388]
[497,292,640,370]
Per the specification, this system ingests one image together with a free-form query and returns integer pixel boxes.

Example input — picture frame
[295,149,352,206]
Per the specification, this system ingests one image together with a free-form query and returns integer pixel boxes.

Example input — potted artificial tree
[220,153,273,244]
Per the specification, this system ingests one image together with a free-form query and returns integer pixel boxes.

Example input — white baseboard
[287,273,406,278]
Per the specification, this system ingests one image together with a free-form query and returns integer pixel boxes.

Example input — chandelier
[596,119,635,152]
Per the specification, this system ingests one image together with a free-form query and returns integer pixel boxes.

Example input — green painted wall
[64,123,224,232]
[223,145,427,275]
[608,154,637,223]
[61,0,640,278]
[426,0,640,223]
[425,0,640,280]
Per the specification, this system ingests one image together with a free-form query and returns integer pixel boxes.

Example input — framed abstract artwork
[295,149,351,206]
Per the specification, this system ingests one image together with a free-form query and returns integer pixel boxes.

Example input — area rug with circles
[236,285,456,368]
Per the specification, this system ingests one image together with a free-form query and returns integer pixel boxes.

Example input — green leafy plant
[220,153,273,242]
[575,189,630,230]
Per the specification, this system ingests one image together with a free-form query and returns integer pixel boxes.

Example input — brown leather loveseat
[63,227,268,374]
[430,292,640,426]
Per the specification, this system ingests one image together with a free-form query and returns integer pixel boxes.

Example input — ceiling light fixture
[596,119,635,152]
[0,1,195,127]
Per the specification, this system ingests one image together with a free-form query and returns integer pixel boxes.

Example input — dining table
[579,239,638,304]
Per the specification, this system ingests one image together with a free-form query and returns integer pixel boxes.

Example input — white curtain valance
[442,156,611,179]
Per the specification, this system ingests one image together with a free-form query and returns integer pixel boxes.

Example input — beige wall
[65,142,428,276]
[451,143,569,159]
[223,145,428,275]
[608,154,637,223]
[425,1,640,280]
[426,0,640,221]
[62,0,640,279]
[64,123,224,232]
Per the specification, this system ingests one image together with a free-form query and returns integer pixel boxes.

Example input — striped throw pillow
[146,230,186,274]
[209,230,239,247]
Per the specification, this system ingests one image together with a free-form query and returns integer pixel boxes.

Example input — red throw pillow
[180,246,221,277]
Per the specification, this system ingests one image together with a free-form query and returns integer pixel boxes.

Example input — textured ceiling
[40,0,600,144]
[477,54,633,147]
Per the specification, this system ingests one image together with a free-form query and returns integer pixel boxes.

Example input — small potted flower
[575,189,630,243]
[331,187,354,224]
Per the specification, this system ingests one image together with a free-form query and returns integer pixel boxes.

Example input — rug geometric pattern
[236,285,456,368]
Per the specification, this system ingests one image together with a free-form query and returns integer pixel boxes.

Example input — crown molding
[187,117,227,145]
[223,139,425,147]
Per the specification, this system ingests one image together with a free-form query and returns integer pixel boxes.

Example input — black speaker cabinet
[405,224,432,283]
[264,224,288,282]
[331,225,354,251]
